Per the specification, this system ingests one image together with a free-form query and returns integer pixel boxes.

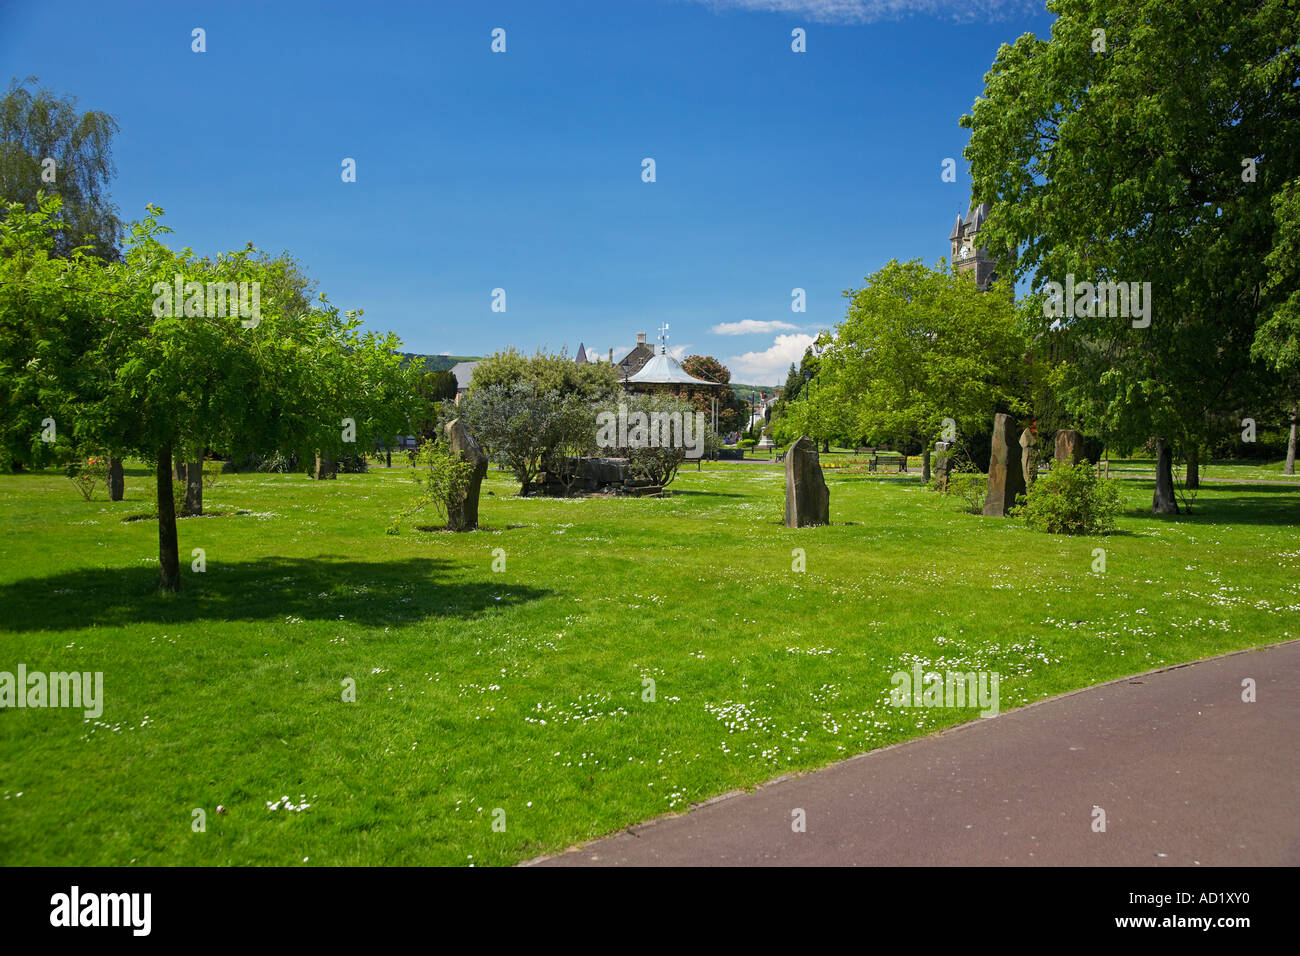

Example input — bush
[1018,460,1121,534]
[945,470,987,514]
[739,438,756,449]
[392,440,476,530]
[65,455,107,501]
[601,392,700,488]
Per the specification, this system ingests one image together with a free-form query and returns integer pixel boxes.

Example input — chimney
[637,332,647,346]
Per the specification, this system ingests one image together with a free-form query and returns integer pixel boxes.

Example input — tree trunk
[822,439,829,454]
[183,461,203,515]
[314,452,337,480]
[1286,402,1297,477]
[386,450,392,468]
[1152,438,1180,514]
[175,460,186,482]
[922,446,931,483]
[157,446,182,591]
[108,456,124,501]
[1185,447,1199,490]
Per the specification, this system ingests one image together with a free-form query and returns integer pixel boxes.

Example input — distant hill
[399,352,482,372]
[731,383,781,403]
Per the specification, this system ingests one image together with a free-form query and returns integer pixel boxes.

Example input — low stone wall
[536,457,662,497]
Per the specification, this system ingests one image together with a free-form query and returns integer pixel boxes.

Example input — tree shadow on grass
[1126,483,1300,527]
[0,557,549,632]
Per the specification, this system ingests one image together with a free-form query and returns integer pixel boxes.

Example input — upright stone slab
[445,419,488,531]
[108,456,124,501]
[314,452,337,480]
[784,435,830,528]
[982,413,1025,517]
[1019,428,1038,485]
[933,440,955,491]
[1054,428,1084,467]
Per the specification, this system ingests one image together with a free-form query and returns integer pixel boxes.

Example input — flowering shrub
[65,456,108,501]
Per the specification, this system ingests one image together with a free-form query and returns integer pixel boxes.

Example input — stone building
[949,201,997,290]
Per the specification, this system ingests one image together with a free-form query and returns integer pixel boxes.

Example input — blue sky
[0,0,1051,384]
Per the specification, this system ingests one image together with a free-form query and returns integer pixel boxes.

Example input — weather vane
[658,322,670,353]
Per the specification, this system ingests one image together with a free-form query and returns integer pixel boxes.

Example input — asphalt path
[528,641,1300,866]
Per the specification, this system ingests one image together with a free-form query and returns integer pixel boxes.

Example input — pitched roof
[449,361,479,390]
[616,342,656,378]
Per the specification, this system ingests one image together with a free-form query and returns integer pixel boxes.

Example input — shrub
[393,440,475,529]
[945,470,987,514]
[1018,460,1121,534]
[601,392,700,488]
[337,453,369,473]
[739,438,756,449]
[65,455,107,501]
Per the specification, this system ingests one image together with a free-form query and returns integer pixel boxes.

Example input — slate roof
[450,361,479,391]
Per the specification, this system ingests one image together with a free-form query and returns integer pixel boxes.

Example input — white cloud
[683,0,1036,25]
[727,333,816,383]
[667,344,692,360]
[710,319,802,335]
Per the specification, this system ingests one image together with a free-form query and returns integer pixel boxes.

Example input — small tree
[390,439,475,531]
[454,381,564,495]
[604,392,697,488]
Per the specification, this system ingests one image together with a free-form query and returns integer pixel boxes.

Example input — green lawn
[1,461,1297,865]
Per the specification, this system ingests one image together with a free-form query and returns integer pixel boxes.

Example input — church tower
[949,201,996,290]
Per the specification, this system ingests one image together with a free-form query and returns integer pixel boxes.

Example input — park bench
[869,452,907,473]
[855,445,877,456]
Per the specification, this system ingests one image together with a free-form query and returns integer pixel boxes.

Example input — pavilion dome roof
[626,352,719,386]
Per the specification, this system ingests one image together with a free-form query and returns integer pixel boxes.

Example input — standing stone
[314,452,337,480]
[445,419,488,531]
[1019,428,1038,485]
[983,413,1025,517]
[182,461,203,515]
[784,435,830,528]
[108,456,124,501]
[1054,428,1084,467]
[933,440,955,491]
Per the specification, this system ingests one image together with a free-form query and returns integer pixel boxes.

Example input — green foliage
[680,355,748,435]
[454,382,575,494]
[395,440,475,528]
[945,470,988,514]
[0,78,122,259]
[414,370,459,440]
[1018,461,1122,535]
[603,392,697,488]
[961,0,1298,471]
[789,260,1025,451]
[64,453,107,500]
[0,196,421,588]
[468,347,617,403]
